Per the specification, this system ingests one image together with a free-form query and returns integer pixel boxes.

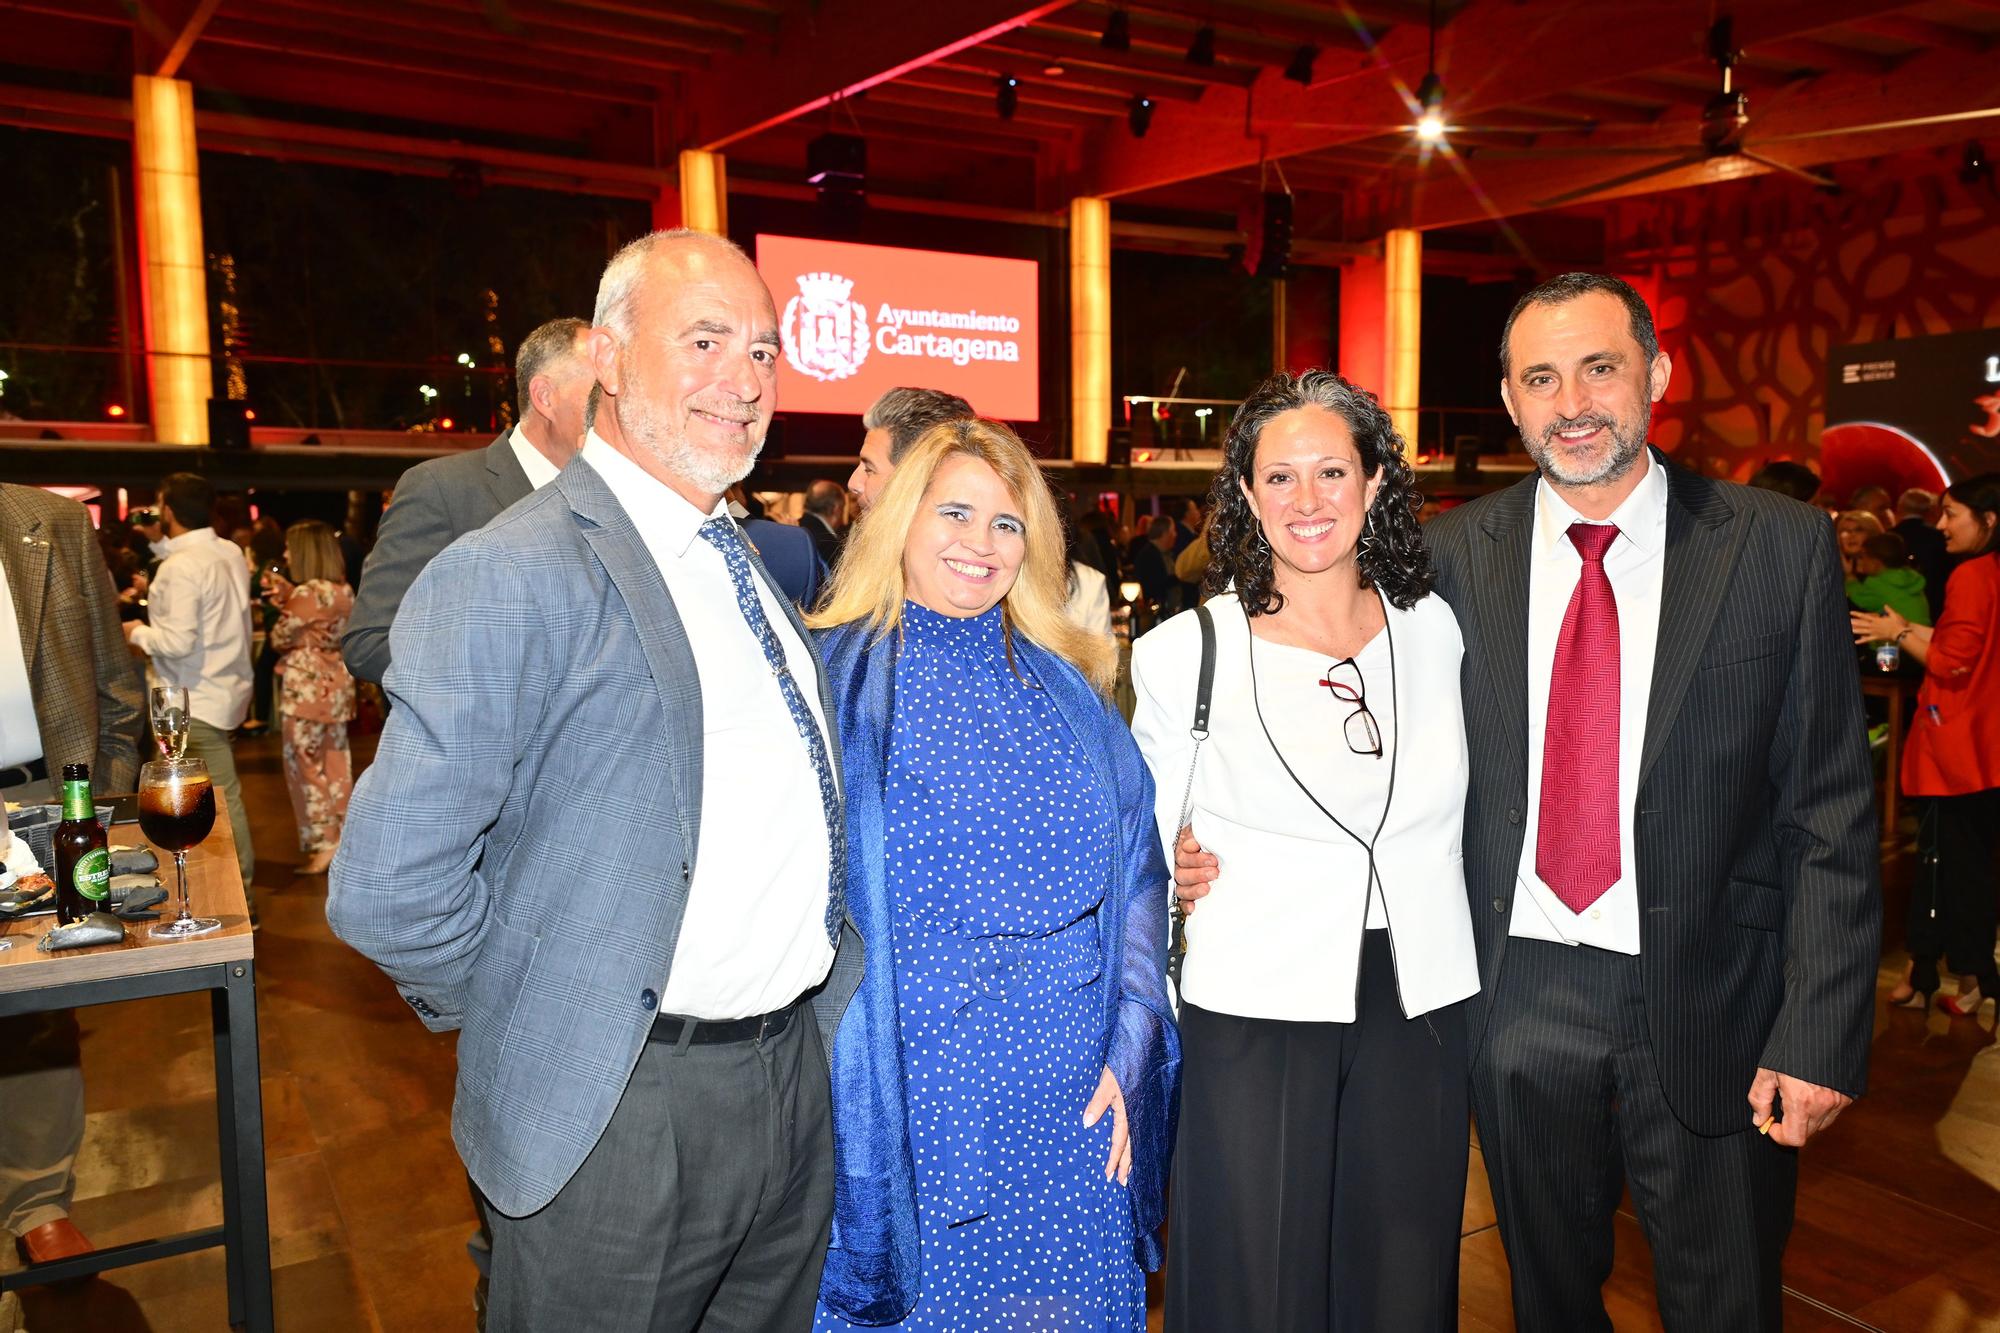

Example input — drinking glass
[139,757,221,940]
[150,684,190,759]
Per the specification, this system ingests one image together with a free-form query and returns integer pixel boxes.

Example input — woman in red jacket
[1853,473,2000,1019]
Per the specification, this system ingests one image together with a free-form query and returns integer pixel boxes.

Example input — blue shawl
[814,618,1181,1326]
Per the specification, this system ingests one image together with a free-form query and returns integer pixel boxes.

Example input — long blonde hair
[284,520,346,586]
[807,418,1117,694]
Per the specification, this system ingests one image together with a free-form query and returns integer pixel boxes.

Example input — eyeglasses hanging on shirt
[1319,659,1383,759]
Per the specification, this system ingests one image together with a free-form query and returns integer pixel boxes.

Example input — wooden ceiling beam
[1847,15,1994,55]
[1066,0,1932,198]
[863,82,1101,133]
[937,55,1207,103]
[198,18,661,105]
[542,0,778,39]
[1750,37,1904,77]
[681,1,1070,150]
[387,0,737,55]
[1048,4,1322,64]
[1520,94,1664,126]
[246,1,699,77]
[982,29,1260,89]
[1119,0,1380,50]
[903,67,1130,117]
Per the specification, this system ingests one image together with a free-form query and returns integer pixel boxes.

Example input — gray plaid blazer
[0,484,146,797]
[326,458,863,1218]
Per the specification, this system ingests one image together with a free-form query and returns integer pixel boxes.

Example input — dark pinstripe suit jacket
[0,484,146,797]
[1427,453,1880,1136]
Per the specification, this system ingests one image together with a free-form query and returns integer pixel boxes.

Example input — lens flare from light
[1416,112,1445,142]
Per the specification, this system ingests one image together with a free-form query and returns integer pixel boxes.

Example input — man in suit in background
[328,228,860,1332]
[845,386,974,514]
[798,478,848,569]
[1175,274,1878,1330]
[0,484,145,1269]
[342,315,592,686]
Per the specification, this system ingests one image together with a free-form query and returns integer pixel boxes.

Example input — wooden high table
[1860,673,1914,843]
[0,814,271,1331]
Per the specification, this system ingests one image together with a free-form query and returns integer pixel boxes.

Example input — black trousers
[1907,788,2000,996]
[1165,931,1469,1333]
[486,1007,832,1333]
[1471,937,1797,1333]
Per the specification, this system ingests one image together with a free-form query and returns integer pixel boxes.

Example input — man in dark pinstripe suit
[1178,275,1878,1330]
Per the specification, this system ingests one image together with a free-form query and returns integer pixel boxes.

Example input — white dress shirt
[129,527,252,731]
[1132,592,1479,1023]
[507,423,562,491]
[579,432,836,1020]
[0,557,41,769]
[1509,449,1668,954]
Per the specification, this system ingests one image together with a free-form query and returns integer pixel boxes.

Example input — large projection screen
[756,234,1040,421]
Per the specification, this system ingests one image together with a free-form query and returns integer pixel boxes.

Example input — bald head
[585,229,781,510]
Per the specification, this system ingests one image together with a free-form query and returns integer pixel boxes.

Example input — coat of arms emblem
[780,271,870,382]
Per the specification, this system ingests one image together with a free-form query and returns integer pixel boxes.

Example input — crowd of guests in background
[7,229,1997,1333]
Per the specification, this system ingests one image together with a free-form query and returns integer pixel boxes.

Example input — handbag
[1167,604,1216,988]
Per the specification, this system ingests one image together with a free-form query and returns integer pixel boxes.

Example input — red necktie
[1536,522,1621,913]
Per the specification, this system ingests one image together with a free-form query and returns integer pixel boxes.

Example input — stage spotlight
[1415,71,1446,141]
[996,74,1019,120]
[1128,94,1154,138]
[1285,44,1316,85]
[1101,8,1130,51]
[1186,26,1216,67]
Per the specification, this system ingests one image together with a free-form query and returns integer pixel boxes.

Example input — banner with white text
[756,234,1040,421]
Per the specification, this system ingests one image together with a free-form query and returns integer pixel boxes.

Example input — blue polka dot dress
[814,601,1144,1332]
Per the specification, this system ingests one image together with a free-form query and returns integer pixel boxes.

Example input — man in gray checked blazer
[329,231,862,1333]
[0,483,146,1270]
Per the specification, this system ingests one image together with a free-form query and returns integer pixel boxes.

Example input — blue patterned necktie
[697,517,844,944]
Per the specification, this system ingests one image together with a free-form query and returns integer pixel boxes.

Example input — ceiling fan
[1523,16,1837,209]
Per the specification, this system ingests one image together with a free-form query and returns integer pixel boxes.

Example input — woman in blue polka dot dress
[807,418,1180,1331]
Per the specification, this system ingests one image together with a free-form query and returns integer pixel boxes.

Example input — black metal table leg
[217,961,273,1332]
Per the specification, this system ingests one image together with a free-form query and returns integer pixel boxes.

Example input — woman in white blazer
[1131,369,1478,1333]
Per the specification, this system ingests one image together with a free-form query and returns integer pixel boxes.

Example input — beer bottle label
[73,847,111,903]
[61,779,94,821]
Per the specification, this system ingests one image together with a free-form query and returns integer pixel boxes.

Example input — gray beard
[617,385,762,497]
[1527,404,1650,489]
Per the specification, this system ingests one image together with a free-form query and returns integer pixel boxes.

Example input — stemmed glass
[150,684,190,759]
[139,757,221,940]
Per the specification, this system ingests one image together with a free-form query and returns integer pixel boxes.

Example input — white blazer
[1131,591,1480,1022]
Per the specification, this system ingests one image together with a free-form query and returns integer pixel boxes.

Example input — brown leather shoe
[16,1219,92,1265]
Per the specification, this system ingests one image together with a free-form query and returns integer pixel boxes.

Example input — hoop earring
[1358,510,1381,561]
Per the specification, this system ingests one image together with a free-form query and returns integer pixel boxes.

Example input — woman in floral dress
[263,519,356,875]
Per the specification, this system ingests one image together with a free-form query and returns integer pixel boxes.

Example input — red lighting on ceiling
[106,403,126,418]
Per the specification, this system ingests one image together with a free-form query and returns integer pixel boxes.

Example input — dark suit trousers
[487,1008,832,1333]
[1166,932,1469,1333]
[1471,938,1796,1333]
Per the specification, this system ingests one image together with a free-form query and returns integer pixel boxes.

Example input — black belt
[649,999,800,1046]
[0,757,48,789]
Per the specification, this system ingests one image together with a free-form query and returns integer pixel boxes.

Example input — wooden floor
[14,732,2000,1331]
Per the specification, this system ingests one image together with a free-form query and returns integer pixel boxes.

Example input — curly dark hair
[1203,369,1432,614]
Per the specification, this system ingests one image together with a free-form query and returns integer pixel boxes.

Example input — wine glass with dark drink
[139,757,221,939]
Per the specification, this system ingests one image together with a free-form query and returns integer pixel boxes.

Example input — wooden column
[1383,227,1422,449]
[132,74,212,445]
[679,150,727,236]
[1068,196,1110,464]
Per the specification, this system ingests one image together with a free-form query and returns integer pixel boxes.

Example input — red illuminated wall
[1602,166,2000,482]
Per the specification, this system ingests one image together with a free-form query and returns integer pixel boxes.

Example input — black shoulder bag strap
[1167,604,1216,988]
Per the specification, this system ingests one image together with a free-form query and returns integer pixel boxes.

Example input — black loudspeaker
[1453,433,1481,482]
[1106,425,1133,467]
[208,398,252,451]
[1240,191,1293,279]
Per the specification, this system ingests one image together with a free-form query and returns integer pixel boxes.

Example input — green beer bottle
[54,763,110,926]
